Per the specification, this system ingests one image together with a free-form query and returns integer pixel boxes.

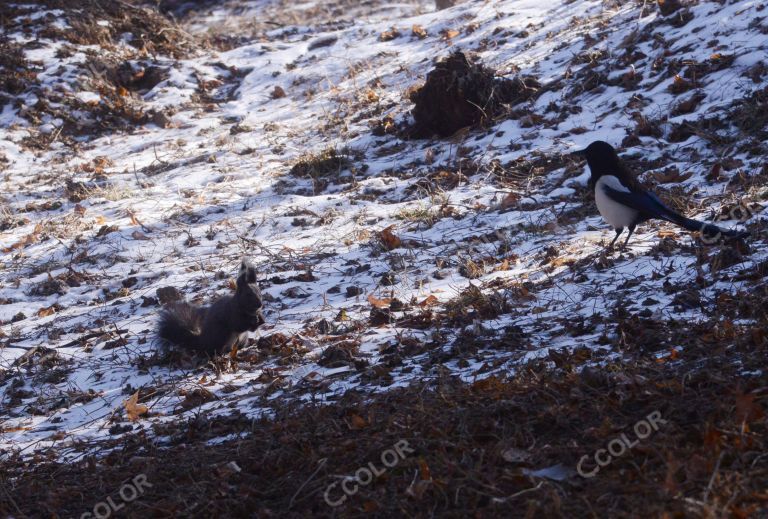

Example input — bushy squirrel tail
[157,302,202,352]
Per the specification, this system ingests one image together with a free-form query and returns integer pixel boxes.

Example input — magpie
[572,141,748,248]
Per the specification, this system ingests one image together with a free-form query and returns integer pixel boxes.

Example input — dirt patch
[407,51,540,138]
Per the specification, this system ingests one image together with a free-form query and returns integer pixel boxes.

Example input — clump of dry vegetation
[289,147,351,179]
[35,0,198,58]
[407,51,540,138]
[0,38,34,103]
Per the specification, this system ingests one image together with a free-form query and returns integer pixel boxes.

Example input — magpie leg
[608,228,623,249]
[621,225,636,249]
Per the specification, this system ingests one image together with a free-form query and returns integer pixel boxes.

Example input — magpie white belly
[594,175,639,229]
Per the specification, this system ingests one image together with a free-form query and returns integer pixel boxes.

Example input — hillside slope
[0,0,766,516]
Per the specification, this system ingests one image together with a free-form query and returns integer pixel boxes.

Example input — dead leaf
[128,211,140,226]
[2,233,36,253]
[379,225,402,250]
[735,393,765,423]
[418,295,439,307]
[0,425,31,433]
[368,294,393,309]
[706,163,722,182]
[379,28,402,42]
[499,192,519,211]
[406,458,433,499]
[412,25,428,39]
[669,74,693,94]
[131,230,150,240]
[651,168,693,184]
[418,458,432,480]
[96,224,119,237]
[124,391,148,422]
[441,29,460,40]
[271,85,286,99]
[365,89,379,103]
[494,259,510,272]
[37,305,57,318]
[349,413,368,430]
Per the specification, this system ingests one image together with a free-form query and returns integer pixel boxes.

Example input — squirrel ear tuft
[238,259,257,283]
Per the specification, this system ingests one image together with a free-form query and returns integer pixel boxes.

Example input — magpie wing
[601,185,678,223]
[601,185,746,237]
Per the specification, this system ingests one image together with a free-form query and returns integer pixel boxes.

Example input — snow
[0,0,766,461]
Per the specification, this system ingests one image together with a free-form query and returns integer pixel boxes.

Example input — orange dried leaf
[2,234,35,253]
[349,413,368,430]
[442,29,460,40]
[379,28,402,42]
[368,294,392,309]
[0,425,30,433]
[365,89,379,103]
[37,305,57,318]
[412,25,428,39]
[418,295,439,307]
[124,391,148,422]
[418,458,432,480]
[379,225,402,250]
[500,192,519,211]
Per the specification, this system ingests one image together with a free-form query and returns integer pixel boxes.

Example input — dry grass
[2,309,765,518]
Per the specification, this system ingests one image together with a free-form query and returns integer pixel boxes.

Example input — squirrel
[157,260,265,356]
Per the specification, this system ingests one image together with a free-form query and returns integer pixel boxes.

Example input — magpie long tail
[599,185,749,241]
[661,211,749,240]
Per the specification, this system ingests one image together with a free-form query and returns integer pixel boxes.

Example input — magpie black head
[572,141,634,188]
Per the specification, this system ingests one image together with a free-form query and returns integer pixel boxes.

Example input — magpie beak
[570,148,587,158]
